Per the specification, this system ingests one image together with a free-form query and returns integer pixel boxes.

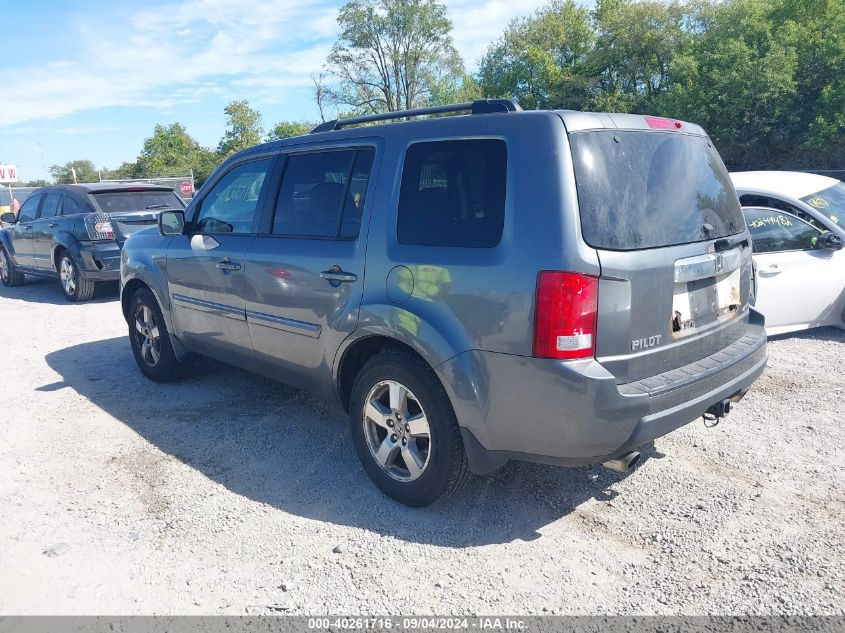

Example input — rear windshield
[800,182,845,228]
[91,190,184,213]
[571,130,744,250]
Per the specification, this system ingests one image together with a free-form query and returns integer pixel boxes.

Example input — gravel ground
[1,277,843,616]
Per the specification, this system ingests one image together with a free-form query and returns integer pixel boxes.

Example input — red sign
[180,181,193,196]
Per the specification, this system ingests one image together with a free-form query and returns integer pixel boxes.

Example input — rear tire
[349,350,471,506]
[57,251,95,302]
[128,287,189,382]
[0,246,25,287]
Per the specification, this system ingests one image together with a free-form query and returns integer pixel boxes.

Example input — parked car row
[0,100,838,506]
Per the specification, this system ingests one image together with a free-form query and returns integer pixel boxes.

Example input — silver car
[120,100,767,506]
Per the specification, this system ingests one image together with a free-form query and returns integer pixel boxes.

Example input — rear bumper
[70,241,121,282]
[438,310,767,474]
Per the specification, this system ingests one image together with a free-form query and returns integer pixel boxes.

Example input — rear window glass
[92,190,184,213]
[397,139,506,248]
[800,182,845,228]
[571,131,744,250]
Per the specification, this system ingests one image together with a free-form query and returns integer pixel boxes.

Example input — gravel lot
[1,277,843,616]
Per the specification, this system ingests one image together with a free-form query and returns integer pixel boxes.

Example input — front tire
[128,287,188,382]
[349,351,470,506]
[57,252,95,302]
[0,246,25,287]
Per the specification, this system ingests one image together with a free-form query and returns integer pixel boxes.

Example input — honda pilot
[120,100,767,506]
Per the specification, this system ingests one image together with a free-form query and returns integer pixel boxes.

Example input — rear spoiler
[557,111,707,137]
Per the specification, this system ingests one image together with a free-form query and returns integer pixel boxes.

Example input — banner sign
[0,164,19,183]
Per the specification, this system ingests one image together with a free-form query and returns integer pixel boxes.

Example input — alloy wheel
[134,304,161,366]
[60,257,76,296]
[362,380,432,482]
[0,250,8,283]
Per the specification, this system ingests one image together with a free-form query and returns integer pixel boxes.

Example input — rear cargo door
[90,189,185,247]
[569,128,753,383]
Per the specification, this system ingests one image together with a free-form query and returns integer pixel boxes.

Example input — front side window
[195,159,272,234]
[397,139,507,248]
[38,193,62,219]
[743,208,820,253]
[17,194,41,222]
[273,149,374,239]
[740,194,823,229]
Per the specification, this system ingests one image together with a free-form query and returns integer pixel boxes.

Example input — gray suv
[120,100,767,506]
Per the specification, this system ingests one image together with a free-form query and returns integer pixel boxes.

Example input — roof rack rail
[310,99,522,134]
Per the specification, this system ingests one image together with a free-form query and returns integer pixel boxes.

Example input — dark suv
[0,184,185,301]
[120,100,767,506]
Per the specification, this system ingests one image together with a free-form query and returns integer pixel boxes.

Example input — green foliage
[49,160,99,184]
[267,121,317,141]
[100,122,221,186]
[480,0,595,110]
[478,0,845,168]
[218,100,264,156]
[326,0,463,113]
[18,179,50,188]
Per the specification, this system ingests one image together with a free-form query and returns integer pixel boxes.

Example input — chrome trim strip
[246,309,322,338]
[172,293,246,320]
[674,248,742,283]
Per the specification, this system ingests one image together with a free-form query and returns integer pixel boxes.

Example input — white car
[741,205,844,335]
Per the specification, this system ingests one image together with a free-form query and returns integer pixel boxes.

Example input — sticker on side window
[807,197,829,209]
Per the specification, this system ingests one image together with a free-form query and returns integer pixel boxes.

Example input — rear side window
[571,131,744,250]
[62,196,80,215]
[744,208,819,253]
[38,193,62,218]
[397,139,506,248]
[92,190,184,213]
[273,149,374,239]
[17,194,41,222]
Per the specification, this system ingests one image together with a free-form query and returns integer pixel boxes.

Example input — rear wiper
[145,204,171,210]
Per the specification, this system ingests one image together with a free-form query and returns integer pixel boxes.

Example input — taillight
[84,213,114,240]
[533,271,598,360]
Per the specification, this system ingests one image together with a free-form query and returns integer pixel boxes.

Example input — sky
[0,0,582,182]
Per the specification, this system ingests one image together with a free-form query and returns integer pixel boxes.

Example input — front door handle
[758,265,781,277]
[216,258,241,272]
[48,223,58,229]
[23,225,32,231]
[320,266,357,285]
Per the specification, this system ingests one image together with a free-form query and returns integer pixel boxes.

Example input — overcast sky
[1,0,595,181]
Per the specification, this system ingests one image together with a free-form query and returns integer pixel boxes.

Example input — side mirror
[0,212,17,223]
[158,209,185,236]
[816,231,843,251]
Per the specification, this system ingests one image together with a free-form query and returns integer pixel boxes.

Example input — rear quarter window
[571,131,744,250]
[397,139,506,248]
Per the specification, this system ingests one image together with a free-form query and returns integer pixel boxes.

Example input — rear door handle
[758,266,781,277]
[23,225,32,231]
[320,267,357,284]
[48,223,58,229]
[216,258,241,272]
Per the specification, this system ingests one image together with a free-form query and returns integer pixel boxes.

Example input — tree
[479,0,594,110]
[590,0,692,113]
[267,121,317,141]
[18,179,50,188]
[101,122,221,186]
[49,160,99,184]
[325,0,464,113]
[218,100,263,156]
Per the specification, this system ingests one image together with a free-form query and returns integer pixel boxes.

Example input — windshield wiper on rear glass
[145,204,172,210]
